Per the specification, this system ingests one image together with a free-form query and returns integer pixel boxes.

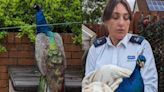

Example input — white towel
[82,64,132,92]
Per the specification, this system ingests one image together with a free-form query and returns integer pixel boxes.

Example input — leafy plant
[82,0,106,23]
[0,31,7,53]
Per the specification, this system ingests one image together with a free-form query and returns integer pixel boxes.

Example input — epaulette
[93,36,107,47]
[130,35,144,44]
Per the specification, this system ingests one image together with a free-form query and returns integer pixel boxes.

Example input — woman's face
[105,3,130,43]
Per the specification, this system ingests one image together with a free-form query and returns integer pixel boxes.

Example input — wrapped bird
[82,52,146,92]
[115,54,146,92]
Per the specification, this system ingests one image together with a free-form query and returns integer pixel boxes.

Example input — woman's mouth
[117,29,124,32]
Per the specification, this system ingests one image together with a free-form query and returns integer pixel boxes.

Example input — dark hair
[102,0,132,22]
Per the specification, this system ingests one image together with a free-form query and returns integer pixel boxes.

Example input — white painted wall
[127,0,136,11]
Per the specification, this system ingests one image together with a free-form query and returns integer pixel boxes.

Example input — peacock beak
[140,62,145,68]
[137,55,146,68]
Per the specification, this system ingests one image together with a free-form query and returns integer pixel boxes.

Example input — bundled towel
[82,64,132,92]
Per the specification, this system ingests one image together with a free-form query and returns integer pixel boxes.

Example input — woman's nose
[118,17,125,26]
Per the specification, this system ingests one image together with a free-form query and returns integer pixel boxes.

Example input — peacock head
[33,3,41,11]
[136,55,146,68]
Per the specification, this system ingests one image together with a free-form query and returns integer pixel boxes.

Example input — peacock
[34,4,66,92]
[115,54,146,92]
[82,48,146,92]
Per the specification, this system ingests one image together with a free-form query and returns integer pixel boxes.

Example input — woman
[84,0,158,92]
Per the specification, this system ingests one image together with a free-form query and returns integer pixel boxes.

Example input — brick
[64,44,72,52]
[60,33,73,43]
[0,58,17,65]
[6,44,17,51]
[18,58,35,65]
[0,52,8,58]
[0,73,8,80]
[64,44,81,52]
[0,87,8,92]
[67,59,82,66]
[14,33,22,44]
[21,35,31,44]
[0,66,7,73]
[0,80,8,87]
[17,44,34,51]
[65,52,71,59]
[71,52,83,59]
[8,51,18,57]
[7,43,34,51]
[18,51,34,58]
[71,44,82,51]
[7,32,15,43]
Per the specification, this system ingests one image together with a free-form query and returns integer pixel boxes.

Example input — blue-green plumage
[34,4,57,50]
[34,4,51,36]
[34,4,65,92]
[115,55,146,92]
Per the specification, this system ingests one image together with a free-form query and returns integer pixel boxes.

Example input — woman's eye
[112,14,119,20]
[111,13,130,20]
[123,15,130,20]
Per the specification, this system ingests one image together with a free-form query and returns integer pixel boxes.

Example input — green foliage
[82,0,106,23]
[71,24,82,44]
[0,0,82,45]
[0,31,7,39]
[0,31,7,53]
[0,45,7,53]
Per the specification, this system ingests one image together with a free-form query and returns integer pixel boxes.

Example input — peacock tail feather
[38,76,46,92]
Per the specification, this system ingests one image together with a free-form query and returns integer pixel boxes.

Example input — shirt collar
[106,33,132,48]
[106,36,113,47]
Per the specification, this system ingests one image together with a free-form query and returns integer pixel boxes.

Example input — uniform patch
[93,36,107,47]
[127,56,135,59]
[130,36,144,44]
[127,55,136,62]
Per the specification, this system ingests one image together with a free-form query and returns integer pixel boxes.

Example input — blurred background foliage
[82,0,106,23]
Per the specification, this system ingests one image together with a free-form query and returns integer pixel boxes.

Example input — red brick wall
[61,33,83,67]
[0,32,83,92]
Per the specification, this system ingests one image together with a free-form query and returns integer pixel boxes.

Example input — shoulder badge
[93,36,107,47]
[130,35,144,44]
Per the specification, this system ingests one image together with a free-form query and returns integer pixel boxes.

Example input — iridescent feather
[115,50,146,92]
[34,4,66,92]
